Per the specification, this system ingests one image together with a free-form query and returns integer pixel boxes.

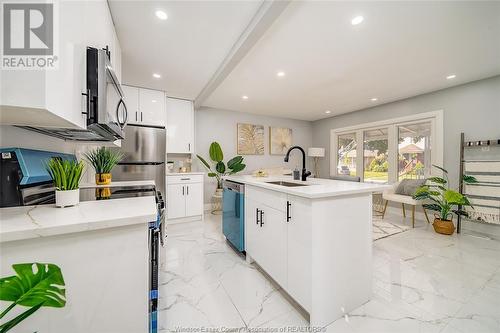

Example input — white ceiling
[108,0,263,99]
[110,1,500,121]
[203,1,500,121]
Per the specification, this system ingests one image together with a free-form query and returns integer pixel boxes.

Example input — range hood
[18,126,117,141]
[0,105,120,142]
[0,46,126,142]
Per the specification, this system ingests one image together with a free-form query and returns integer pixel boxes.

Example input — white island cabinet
[227,175,388,327]
[0,196,157,333]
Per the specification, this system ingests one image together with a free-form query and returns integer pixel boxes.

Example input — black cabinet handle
[260,210,264,227]
[286,201,291,222]
[256,208,260,225]
[187,186,189,195]
[182,186,184,196]
[135,111,138,121]
[141,112,143,122]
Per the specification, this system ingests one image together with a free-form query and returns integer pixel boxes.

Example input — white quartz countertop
[0,196,157,243]
[224,175,389,199]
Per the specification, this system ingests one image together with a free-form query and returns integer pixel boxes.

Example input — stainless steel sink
[265,181,310,187]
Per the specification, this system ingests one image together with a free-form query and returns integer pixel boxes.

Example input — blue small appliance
[0,148,76,207]
[222,180,245,252]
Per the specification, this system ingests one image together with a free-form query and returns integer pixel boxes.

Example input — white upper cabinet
[166,97,194,154]
[140,89,166,127]
[122,85,166,127]
[0,0,121,130]
[122,86,139,124]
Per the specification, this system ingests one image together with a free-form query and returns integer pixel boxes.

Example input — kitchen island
[224,175,388,327]
[0,196,157,333]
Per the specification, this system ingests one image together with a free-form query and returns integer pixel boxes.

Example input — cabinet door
[139,89,165,127]
[244,197,260,261]
[167,184,186,219]
[287,195,312,311]
[185,183,203,217]
[166,98,194,153]
[258,205,288,288]
[122,85,140,125]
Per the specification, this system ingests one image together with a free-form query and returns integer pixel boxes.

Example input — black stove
[80,185,158,202]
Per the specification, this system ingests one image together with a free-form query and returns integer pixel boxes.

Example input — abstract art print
[269,127,292,155]
[237,123,264,155]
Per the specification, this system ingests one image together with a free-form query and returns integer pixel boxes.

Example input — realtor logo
[2,2,58,69]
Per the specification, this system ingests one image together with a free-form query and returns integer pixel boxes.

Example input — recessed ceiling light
[155,10,168,20]
[371,98,378,102]
[325,110,332,114]
[152,100,157,103]
[277,71,286,77]
[242,95,249,100]
[446,74,456,80]
[152,73,161,79]
[351,16,364,25]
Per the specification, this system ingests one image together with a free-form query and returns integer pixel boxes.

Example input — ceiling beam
[194,0,290,109]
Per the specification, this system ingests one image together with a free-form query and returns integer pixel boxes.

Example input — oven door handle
[159,209,166,247]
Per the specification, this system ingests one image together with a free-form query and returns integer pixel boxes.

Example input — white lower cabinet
[166,174,204,222]
[185,182,204,217]
[167,184,186,219]
[286,195,312,311]
[245,186,311,311]
[245,197,287,287]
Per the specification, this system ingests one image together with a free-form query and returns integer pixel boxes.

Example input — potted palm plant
[413,165,477,235]
[47,158,85,208]
[84,147,124,185]
[197,142,246,190]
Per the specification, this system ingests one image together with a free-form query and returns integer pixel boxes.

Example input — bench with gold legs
[382,182,430,228]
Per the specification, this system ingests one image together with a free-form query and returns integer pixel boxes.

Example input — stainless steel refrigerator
[112,124,166,195]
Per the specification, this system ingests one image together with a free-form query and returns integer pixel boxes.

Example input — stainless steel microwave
[85,46,128,140]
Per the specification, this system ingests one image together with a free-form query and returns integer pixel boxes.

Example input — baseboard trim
[167,215,203,225]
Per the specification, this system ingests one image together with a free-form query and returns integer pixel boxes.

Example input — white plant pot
[55,189,80,208]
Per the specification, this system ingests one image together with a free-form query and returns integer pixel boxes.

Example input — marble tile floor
[159,212,500,333]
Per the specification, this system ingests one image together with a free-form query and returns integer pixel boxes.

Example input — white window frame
[330,110,443,183]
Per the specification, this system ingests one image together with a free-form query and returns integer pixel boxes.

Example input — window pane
[363,128,389,183]
[398,122,432,180]
[337,133,357,176]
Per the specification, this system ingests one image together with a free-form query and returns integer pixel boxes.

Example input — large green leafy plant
[84,147,124,174]
[197,142,246,189]
[413,165,477,220]
[46,158,85,191]
[0,263,66,332]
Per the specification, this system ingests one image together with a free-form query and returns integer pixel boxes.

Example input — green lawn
[363,171,388,182]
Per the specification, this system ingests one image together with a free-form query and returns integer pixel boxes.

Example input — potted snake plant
[84,147,124,185]
[413,165,477,235]
[46,158,85,208]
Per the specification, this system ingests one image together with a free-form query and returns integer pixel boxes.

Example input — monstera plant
[0,263,66,332]
[197,142,246,189]
[413,165,477,235]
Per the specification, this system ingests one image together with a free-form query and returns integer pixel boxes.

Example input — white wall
[195,107,314,203]
[312,75,500,236]
[0,126,102,184]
